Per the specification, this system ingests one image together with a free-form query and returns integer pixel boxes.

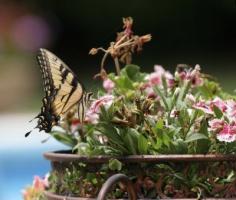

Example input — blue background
[0,114,66,200]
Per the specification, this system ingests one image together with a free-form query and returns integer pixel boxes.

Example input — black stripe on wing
[31,49,85,133]
[34,50,64,132]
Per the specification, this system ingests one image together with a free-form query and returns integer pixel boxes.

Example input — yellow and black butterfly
[26,49,92,136]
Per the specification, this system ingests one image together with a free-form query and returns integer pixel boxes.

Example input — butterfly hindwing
[35,48,84,132]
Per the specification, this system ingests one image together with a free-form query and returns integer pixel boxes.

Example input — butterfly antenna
[41,136,51,143]
[29,118,35,123]
[28,114,40,123]
[25,130,32,137]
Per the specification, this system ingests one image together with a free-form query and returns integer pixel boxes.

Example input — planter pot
[44,151,236,200]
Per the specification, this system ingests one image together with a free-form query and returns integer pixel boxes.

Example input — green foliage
[48,161,236,199]
[108,159,122,171]
[51,131,77,147]
[51,64,236,156]
[46,64,236,198]
[120,64,145,82]
[185,133,208,143]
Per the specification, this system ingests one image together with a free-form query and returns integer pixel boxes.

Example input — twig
[114,57,121,75]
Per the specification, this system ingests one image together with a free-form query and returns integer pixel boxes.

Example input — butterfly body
[29,48,91,134]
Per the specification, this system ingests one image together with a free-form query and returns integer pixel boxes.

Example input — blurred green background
[1,0,236,113]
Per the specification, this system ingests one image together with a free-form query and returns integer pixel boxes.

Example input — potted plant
[23,17,236,200]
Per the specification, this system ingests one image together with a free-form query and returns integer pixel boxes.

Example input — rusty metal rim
[43,150,236,163]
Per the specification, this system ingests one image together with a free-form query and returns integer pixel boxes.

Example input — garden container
[44,151,236,200]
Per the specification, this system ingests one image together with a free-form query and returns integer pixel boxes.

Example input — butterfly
[26,49,92,136]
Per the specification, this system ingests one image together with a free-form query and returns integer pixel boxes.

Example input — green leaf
[161,75,168,96]
[185,133,208,143]
[177,81,191,103]
[195,120,210,153]
[121,64,144,82]
[97,123,122,143]
[172,139,188,154]
[153,86,169,110]
[51,131,77,147]
[155,138,162,150]
[156,119,164,130]
[212,105,223,119]
[115,76,134,90]
[162,133,171,147]
[178,109,190,128]
[74,143,90,155]
[138,134,148,154]
[124,129,138,154]
[108,159,122,171]
[199,80,222,99]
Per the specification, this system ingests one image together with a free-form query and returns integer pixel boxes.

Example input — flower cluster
[193,97,236,142]
[142,65,174,98]
[175,64,203,87]
[51,63,236,155]
[47,18,236,156]
[27,63,236,200]
[22,175,48,200]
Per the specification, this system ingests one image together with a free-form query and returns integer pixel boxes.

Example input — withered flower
[89,48,98,55]
[89,17,151,76]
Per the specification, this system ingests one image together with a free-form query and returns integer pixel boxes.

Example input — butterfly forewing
[35,48,84,132]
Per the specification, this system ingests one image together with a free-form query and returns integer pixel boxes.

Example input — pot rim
[43,150,236,163]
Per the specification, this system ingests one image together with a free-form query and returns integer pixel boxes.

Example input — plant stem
[114,57,121,75]
[184,110,199,140]
[97,47,107,52]
[115,34,127,46]
[115,38,134,49]
[101,51,109,71]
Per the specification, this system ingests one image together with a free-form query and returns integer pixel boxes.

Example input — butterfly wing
[35,48,84,132]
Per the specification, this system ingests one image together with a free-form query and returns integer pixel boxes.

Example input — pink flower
[216,124,236,142]
[178,71,187,81]
[210,97,227,112]
[193,100,213,114]
[176,64,203,87]
[186,94,196,105]
[148,72,162,85]
[144,86,155,98]
[145,65,164,85]
[103,78,115,93]
[189,64,203,86]
[22,189,30,200]
[143,65,174,97]
[154,65,165,74]
[153,65,174,88]
[208,119,225,132]
[226,100,236,119]
[85,95,114,124]
[33,176,46,190]
[193,98,229,117]
[22,175,48,200]
[165,72,175,88]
